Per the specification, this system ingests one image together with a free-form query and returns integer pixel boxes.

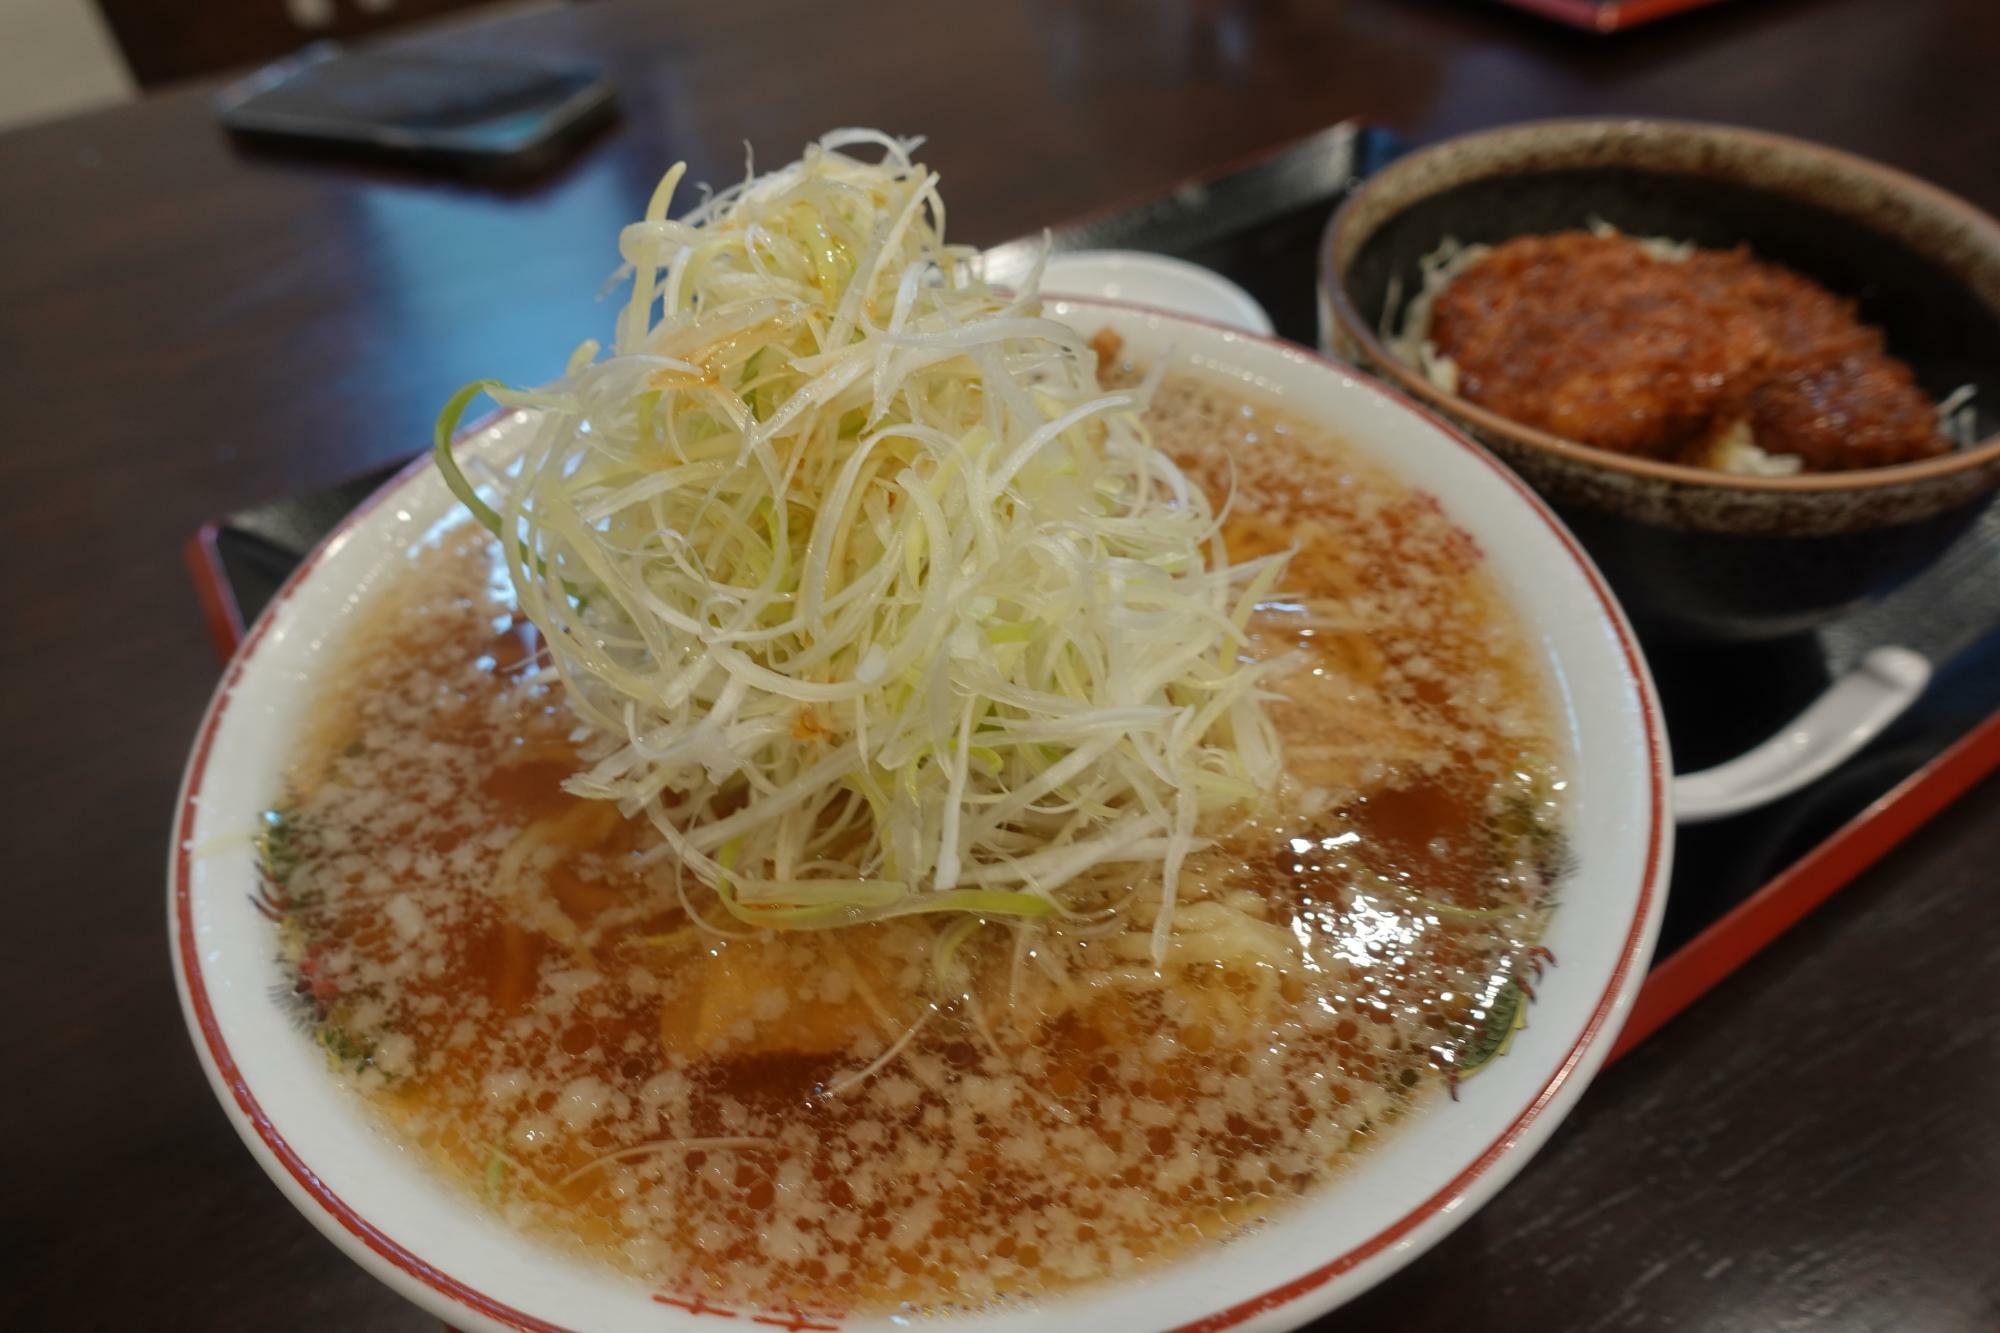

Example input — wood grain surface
[2,0,1996,1328]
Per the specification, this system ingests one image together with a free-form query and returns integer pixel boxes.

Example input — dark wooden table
[4,0,1998,1328]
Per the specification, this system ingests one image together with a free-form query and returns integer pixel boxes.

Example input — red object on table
[1496,0,1736,32]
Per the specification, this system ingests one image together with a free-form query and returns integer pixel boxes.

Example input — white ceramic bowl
[981,249,1275,336]
[171,300,1671,1333]
[1039,251,1275,335]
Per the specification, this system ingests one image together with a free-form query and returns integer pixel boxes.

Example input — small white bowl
[991,249,1276,336]
[171,300,1670,1333]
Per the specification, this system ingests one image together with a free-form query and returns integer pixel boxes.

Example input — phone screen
[218,47,614,166]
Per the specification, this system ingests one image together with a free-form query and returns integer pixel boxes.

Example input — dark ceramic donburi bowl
[1320,118,2000,641]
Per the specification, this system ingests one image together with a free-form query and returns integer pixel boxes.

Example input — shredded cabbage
[438,130,1287,957]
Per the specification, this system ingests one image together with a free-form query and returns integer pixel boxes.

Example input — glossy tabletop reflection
[2,1,1997,1329]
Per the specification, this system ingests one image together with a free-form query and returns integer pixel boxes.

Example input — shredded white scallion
[436,131,1287,960]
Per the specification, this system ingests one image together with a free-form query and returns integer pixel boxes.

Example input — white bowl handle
[1671,646,1932,824]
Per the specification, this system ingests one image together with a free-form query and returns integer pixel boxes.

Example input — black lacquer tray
[186,121,2000,1057]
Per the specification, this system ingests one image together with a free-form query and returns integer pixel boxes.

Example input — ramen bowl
[171,300,1670,1332]
[1320,118,2000,641]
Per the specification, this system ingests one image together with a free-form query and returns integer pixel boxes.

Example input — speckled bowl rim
[1321,117,2000,495]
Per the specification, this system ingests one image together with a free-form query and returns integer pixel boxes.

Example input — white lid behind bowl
[989,249,1275,335]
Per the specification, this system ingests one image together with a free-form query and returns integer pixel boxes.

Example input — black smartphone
[216,43,616,178]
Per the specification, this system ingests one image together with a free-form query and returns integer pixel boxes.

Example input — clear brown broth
[267,370,1567,1313]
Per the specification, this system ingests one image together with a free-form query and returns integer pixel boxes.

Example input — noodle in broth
[264,369,1565,1313]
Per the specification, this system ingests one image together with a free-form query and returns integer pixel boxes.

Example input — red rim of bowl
[170,300,1671,1333]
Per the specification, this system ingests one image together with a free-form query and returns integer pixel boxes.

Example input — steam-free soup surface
[267,370,1566,1313]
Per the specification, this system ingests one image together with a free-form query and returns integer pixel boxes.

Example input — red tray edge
[1607,702,2000,1062]
[184,522,246,665]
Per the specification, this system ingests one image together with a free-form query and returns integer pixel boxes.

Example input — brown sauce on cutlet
[1428,231,1948,471]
